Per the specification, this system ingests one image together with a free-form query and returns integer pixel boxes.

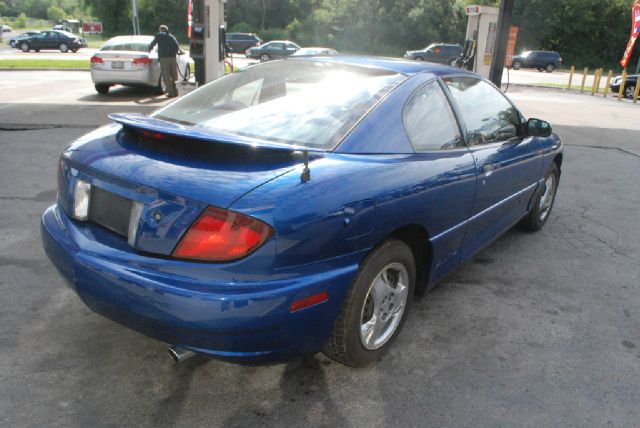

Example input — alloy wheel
[538,174,557,222]
[360,262,409,350]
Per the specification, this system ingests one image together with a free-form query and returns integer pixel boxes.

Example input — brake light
[90,56,103,64]
[172,206,274,261]
[132,57,152,66]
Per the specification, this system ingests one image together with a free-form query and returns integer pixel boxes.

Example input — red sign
[82,22,103,33]
[504,26,519,67]
[620,0,640,68]
[466,6,480,16]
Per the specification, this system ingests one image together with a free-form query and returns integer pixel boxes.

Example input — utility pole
[131,0,140,35]
[489,0,515,87]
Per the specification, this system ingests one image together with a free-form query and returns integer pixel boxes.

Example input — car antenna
[300,149,311,183]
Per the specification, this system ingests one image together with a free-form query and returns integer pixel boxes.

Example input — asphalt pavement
[0,72,639,427]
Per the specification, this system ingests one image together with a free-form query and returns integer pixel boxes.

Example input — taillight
[90,55,103,64]
[132,57,152,66]
[172,206,274,262]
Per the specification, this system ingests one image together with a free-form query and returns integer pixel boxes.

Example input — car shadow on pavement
[221,355,349,426]
[78,87,171,105]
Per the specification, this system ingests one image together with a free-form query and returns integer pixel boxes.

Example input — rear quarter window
[403,81,461,151]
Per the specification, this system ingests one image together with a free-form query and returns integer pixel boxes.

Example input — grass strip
[0,59,90,69]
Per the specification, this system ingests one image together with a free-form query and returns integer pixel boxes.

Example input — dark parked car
[610,74,638,99]
[404,43,463,65]
[511,50,562,73]
[246,40,300,61]
[226,32,262,54]
[41,57,562,367]
[8,31,40,48]
[16,30,87,53]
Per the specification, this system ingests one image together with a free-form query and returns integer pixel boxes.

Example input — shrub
[14,13,27,29]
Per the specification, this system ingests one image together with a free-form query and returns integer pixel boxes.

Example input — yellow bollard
[580,67,588,93]
[618,69,627,100]
[603,70,613,97]
[567,65,575,89]
[594,68,603,94]
[590,69,600,95]
[634,81,640,103]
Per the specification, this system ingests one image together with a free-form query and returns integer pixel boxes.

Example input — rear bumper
[91,68,157,86]
[41,204,358,363]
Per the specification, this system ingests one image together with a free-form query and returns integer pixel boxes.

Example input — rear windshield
[153,60,405,150]
[101,42,150,52]
[59,31,75,37]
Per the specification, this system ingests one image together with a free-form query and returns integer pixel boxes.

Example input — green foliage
[85,0,131,37]
[15,13,27,28]
[137,0,189,41]
[47,5,65,21]
[512,0,635,71]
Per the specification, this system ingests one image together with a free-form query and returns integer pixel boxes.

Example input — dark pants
[159,57,178,97]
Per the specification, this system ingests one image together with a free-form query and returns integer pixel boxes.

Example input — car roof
[290,55,477,77]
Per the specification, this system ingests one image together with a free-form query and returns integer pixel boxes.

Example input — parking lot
[1,71,639,427]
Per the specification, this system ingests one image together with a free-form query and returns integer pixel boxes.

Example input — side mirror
[525,118,552,138]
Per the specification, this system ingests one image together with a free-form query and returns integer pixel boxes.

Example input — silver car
[90,35,191,95]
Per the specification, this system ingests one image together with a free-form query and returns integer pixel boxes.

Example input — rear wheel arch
[389,224,432,296]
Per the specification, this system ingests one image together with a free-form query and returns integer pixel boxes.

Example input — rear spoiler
[109,113,326,153]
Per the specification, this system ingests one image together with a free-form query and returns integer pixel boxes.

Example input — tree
[47,5,65,22]
[85,0,131,37]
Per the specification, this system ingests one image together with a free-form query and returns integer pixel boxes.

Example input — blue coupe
[41,57,562,367]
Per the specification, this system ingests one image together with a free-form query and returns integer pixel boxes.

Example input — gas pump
[189,0,226,85]
[463,5,499,78]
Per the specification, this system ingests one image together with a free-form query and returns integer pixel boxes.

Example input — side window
[403,81,461,151]
[444,77,520,146]
[271,42,284,49]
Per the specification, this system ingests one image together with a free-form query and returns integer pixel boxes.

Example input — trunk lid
[64,114,307,209]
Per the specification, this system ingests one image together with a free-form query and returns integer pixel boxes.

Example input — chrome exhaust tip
[168,346,196,363]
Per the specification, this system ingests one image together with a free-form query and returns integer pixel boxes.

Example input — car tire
[95,84,110,94]
[9,40,15,48]
[322,239,415,367]
[415,56,424,61]
[35,49,40,52]
[71,48,78,53]
[519,162,559,232]
[20,42,30,52]
[545,63,555,73]
[59,43,69,53]
[624,85,635,99]
[512,61,521,70]
[259,53,270,62]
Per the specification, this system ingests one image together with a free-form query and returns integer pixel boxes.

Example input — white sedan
[90,35,191,95]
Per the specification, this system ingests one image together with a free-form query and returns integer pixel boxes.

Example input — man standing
[149,25,181,98]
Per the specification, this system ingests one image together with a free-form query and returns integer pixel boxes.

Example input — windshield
[154,60,405,150]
